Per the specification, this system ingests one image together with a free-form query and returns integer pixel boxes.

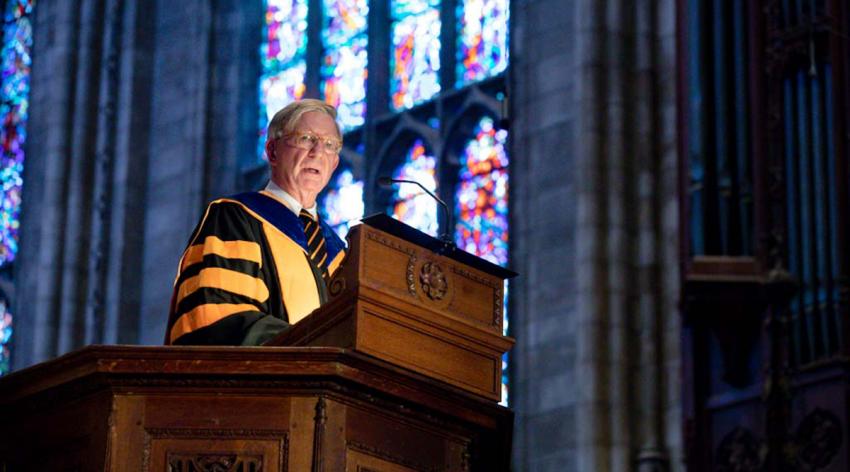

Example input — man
[165,99,346,345]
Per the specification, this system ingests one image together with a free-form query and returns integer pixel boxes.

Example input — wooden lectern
[269,214,515,402]
[0,216,515,471]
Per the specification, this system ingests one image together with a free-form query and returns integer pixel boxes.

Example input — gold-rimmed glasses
[282,131,343,155]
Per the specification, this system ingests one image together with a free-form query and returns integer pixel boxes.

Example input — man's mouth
[304,168,320,174]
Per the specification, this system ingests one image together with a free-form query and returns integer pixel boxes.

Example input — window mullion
[440,0,457,90]
[366,0,390,118]
[305,0,324,98]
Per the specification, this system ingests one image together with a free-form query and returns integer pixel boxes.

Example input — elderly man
[165,99,346,345]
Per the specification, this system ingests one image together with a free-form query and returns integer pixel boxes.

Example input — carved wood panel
[355,225,503,334]
[144,429,287,472]
[347,448,424,472]
[167,453,263,472]
[0,346,513,472]
[343,400,470,472]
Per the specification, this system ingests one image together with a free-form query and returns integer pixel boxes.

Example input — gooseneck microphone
[378,176,454,252]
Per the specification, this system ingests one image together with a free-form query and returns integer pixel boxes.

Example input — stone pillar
[572,0,681,471]
[137,0,262,345]
[510,0,681,470]
[509,0,582,468]
[13,0,157,368]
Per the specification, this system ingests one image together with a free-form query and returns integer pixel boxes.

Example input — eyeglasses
[283,131,343,154]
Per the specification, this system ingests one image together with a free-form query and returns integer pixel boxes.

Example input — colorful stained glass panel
[454,116,508,266]
[390,140,438,235]
[263,0,309,69]
[0,1,31,268]
[0,0,33,376]
[258,0,309,162]
[321,168,365,240]
[390,0,441,110]
[456,0,509,86]
[321,0,368,131]
[0,300,10,375]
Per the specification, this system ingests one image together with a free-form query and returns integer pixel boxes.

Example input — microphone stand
[378,177,455,255]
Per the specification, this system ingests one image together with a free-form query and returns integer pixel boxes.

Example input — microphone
[378,176,455,252]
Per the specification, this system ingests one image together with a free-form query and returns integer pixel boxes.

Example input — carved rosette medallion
[715,427,764,472]
[419,262,448,300]
[795,408,842,470]
[328,275,346,296]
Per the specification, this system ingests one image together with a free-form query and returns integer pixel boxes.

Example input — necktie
[299,209,329,281]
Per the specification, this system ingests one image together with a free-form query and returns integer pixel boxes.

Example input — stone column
[572,0,680,470]
[509,0,582,468]
[13,0,157,368]
[137,0,263,345]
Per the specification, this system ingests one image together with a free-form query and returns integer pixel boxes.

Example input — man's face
[267,111,340,207]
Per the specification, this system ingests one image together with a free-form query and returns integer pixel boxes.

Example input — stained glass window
[0,300,10,375]
[454,116,508,265]
[390,139,438,235]
[259,0,309,160]
[390,0,441,110]
[0,0,34,375]
[456,0,509,86]
[500,285,509,405]
[454,116,509,404]
[321,168,364,240]
[321,0,368,131]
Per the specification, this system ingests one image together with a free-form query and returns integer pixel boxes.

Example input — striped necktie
[299,209,329,281]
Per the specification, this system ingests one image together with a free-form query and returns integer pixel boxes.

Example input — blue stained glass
[500,281,509,406]
[0,0,33,376]
[321,0,368,131]
[258,0,308,162]
[321,168,365,240]
[456,0,509,86]
[390,0,441,110]
[0,300,10,375]
[263,0,309,69]
[390,139,438,235]
[454,116,508,266]
[4,0,31,22]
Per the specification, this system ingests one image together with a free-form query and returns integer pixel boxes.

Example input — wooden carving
[311,396,327,472]
[419,262,448,300]
[0,346,513,471]
[166,453,262,472]
[715,427,764,472]
[276,218,515,401]
[794,408,842,470]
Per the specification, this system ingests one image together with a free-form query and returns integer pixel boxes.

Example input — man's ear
[265,139,276,162]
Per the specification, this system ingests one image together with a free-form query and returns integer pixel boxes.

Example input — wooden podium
[0,216,515,471]
[270,214,515,402]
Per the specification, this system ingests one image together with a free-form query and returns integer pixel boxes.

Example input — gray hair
[267,99,342,142]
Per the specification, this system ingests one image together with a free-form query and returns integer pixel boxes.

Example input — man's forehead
[297,111,334,124]
[294,112,340,136]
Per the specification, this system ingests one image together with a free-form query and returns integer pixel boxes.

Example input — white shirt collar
[264,181,318,219]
